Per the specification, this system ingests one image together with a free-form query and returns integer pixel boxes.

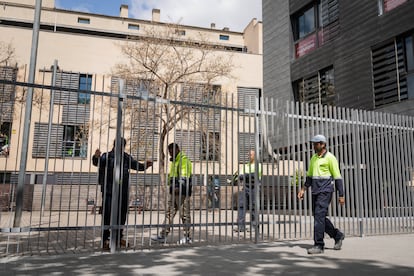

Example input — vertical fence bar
[367,111,376,235]
[362,110,369,235]
[109,79,124,252]
[326,106,335,227]
[370,111,378,234]
[386,113,395,233]
[286,100,292,239]
[406,115,414,231]
[292,101,299,238]
[14,0,42,228]
[343,108,352,233]
[394,114,404,232]
[380,112,389,234]
[250,96,263,243]
[399,115,408,233]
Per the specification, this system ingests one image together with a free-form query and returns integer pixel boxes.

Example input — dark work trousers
[102,187,129,242]
[312,192,342,248]
[237,185,259,229]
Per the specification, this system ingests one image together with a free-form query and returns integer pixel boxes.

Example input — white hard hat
[310,134,327,143]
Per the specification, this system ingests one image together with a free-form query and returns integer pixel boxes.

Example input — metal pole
[110,79,125,252]
[14,0,42,227]
[352,110,364,237]
[40,60,58,215]
[254,95,261,243]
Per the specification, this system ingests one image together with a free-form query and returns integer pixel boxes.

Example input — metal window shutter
[54,72,79,105]
[238,132,255,163]
[0,66,17,122]
[237,87,259,111]
[372,40,407,107]
[302,75,319,104]
[175,130,202,161]
[32,123,64,158]
[62,104,90,125]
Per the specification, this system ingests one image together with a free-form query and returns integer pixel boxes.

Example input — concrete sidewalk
[1,234,413,275]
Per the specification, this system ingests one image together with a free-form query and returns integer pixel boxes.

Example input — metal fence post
[40,60,58,215]
[352,110,364,237]
[13,0,42,227]
[110,79,125,252]
[254,95,261,243]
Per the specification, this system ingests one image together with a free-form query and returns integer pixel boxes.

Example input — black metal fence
[0,72,413,256]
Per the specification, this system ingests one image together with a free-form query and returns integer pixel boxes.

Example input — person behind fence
[208,175,220,209]
[234,149,262,232]
[151,143,193,244]
[92,137,153,250]
[0,133,9,156]
[297,134,345,254]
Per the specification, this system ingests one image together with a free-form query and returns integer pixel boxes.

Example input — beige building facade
[0,0,268,207]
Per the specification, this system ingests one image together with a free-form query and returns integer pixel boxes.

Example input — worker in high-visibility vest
[234,149,262,232]
[298,134,345,254]
[152,143,193,244]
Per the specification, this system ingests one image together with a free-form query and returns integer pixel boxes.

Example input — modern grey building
[263,0,414,115]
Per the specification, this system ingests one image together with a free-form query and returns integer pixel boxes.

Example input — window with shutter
[0,66,17,157]
[292,0,339,58]
[111,77,160,161]
[238,132,255,163]
[181,83,222,161]
[237,87,261,116]
[175,130,202,161]
[372,37,410,108]
[32,123,64,158]
[294,66,336,106]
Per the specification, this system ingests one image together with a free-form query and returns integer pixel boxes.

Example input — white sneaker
[178,237,192,244]
[151,235,166,243]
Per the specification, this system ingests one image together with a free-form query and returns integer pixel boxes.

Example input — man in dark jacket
[92,137,152,250]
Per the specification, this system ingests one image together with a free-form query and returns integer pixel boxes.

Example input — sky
[54,0,262,32]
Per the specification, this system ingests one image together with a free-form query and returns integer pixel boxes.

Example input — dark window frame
[78,74,92,104]
[372,32,414,108]
[77,17,90,24]
[293,66,336,106]
[175,29,186,36]
[0,122,11,157]
[292,2,318,41]
[128,23,140,30]
[378,0,408,15]
[219,34,230,41]
[62,125,88,158]
[403,33,414,99]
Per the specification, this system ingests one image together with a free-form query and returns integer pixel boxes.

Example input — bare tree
[0,41,15,66]
[112,23,235,206]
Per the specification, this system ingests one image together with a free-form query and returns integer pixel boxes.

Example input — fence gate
[0,71,413,256]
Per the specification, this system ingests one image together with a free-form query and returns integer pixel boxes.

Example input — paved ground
[1,233,413,275]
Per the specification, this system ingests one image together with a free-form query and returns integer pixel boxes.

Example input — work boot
[334,233,345,250]
[102,240,110,251]
[120,239,128,248]
[307,246,324,254]
[233,227,245,232]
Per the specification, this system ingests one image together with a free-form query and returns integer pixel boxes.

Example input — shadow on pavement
[1,241,412,275]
